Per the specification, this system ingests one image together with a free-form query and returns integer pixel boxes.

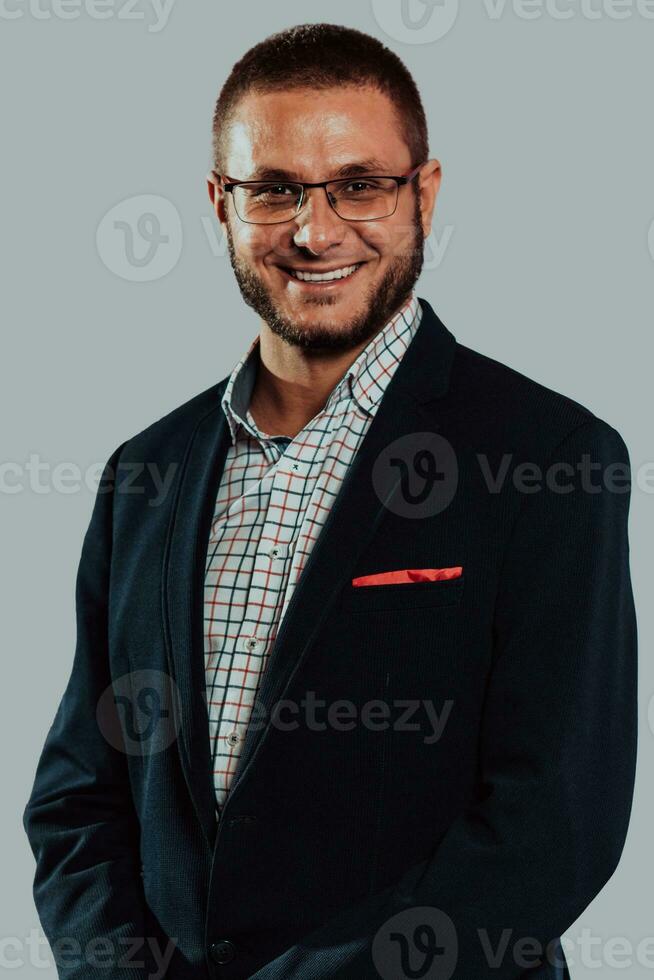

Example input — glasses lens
[233,182,302,224]
[329,177,398,220]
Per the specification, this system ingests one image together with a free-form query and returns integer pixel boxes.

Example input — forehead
[224,85,412,180]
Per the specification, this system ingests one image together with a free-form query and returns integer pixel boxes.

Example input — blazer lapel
[163,401,231,853]
[162,297,457,848]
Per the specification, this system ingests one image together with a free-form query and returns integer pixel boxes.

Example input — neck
[248,325,373,439]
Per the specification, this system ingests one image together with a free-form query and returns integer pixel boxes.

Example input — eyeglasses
[213,162,425,225]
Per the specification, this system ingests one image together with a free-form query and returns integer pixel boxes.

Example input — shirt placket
[213,434,299,785]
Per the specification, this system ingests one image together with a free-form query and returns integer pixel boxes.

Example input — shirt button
[243,637,259,652]
[225,731,241,747]
[209,939,237,964]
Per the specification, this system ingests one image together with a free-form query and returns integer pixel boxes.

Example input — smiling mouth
[281,262,365,284]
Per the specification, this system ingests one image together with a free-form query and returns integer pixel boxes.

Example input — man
[23,22,637,980]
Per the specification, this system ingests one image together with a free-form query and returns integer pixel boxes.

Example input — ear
[206,170,228,226]
[418,159,442,238]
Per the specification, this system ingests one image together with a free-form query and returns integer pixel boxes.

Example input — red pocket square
[352,566,463,587]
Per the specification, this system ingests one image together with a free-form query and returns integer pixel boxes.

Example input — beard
[223,192,425,353]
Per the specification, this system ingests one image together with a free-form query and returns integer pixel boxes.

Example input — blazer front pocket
[341,573,465,612]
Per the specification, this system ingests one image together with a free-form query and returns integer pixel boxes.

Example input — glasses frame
[213,162,425,225]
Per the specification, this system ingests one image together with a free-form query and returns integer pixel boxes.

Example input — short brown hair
[211,22,429,174]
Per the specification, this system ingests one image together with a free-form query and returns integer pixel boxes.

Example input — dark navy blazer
[23,298,638,979]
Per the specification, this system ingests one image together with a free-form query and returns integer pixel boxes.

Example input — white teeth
[291,264,360,282]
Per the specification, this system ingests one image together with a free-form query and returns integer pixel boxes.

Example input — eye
[344,180,377,193]
[254,183,295,197]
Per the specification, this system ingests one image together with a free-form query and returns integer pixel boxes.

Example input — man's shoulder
[118,377,229,461]
[452,339,595,421]
[446,339,627,458]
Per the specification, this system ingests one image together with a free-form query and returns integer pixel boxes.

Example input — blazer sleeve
[22,442,154,980]
[249,417,639,980]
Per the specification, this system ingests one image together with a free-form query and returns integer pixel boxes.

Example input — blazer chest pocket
[341,574,465,612]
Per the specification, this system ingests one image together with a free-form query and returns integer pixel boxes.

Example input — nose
[292,186,347,255]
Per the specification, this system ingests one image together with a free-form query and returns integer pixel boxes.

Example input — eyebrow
[246,158,392,181]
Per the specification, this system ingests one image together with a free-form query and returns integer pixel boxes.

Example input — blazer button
[209,939,237,965]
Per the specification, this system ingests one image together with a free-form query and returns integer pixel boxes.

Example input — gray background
[2,0,652,975]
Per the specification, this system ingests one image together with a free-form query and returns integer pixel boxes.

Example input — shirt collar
[221,335,260,445]
[330,291,422,416]
[221,291,422,445]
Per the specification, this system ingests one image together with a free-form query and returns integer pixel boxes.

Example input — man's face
[208,85,440,352]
